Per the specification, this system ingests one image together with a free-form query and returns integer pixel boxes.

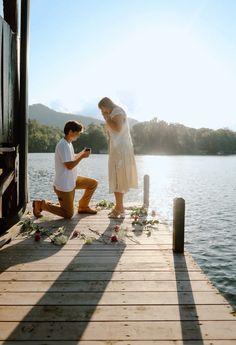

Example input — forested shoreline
[29,118,236,155]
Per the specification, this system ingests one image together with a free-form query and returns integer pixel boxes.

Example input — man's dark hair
[64,121,83,135]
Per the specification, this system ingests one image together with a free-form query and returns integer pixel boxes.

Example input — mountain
[29,104,138,129]
[29,104,103,129]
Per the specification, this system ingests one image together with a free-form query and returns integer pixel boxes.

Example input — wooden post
[173,197,185,253]
[143,174,149,208]
[19,0,30,208]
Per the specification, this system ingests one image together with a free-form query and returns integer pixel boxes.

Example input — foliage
[28,120,62,153]
[28,117,236,155]
[131,118,236,155]
[20,218,68,245]
[130,206,148,217]
[28,120,108,153]
[96,199,114,209]
[20,217,42,235]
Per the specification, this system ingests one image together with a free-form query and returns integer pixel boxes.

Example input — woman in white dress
[98,97,138,218]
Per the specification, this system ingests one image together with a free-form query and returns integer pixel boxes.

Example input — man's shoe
[32,200,43,218]
[78,207,97,215]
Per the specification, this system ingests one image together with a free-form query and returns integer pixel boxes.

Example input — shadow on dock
[174,253,204,344]
[0,213,126,342]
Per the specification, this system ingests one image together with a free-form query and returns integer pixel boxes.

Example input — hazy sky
[29,0,236,129]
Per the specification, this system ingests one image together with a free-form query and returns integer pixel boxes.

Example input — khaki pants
[41,176,98,219]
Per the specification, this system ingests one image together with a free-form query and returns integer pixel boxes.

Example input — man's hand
[64,149,91,170]
[77,148,91,159]
[81,148,91,158]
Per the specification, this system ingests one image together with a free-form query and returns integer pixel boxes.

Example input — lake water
[28,153,236,310]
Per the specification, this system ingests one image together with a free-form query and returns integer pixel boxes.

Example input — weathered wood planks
[0,207,235,343]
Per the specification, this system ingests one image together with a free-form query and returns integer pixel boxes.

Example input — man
[33,120,98,218]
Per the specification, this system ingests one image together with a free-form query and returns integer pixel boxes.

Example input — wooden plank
[0,291,228,305]
[0,249,182,256]
[0,254,199,265]
[0,147,16,152]
[0,304,234,322]
[7,236,173,245]
[0,321,236,341]
[0,339,235,345]
[1,241,172,249]
[0,249,187,256]
[0,270,208,281]
[0,280,217,293]
[0,208,235,343]
[0,219,22,249]
[8,31,17,144]
[2,21,10,143]
[0,171,15,196]
[0,18,3,139]
[0,341,236,345]
[0,263,201,272]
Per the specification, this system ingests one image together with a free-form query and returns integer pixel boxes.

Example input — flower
[72,229,80,238]
[85,238,93,245]
[34,231,41,241]
[111,235,118,242]
[134,215,139,222]
[58,226,65,234]
[114,224,120,232]
[54,234,68,245]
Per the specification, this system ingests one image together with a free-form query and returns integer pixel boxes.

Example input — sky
[28,0,236,129]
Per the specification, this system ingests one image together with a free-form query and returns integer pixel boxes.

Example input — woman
[98,97,138,218]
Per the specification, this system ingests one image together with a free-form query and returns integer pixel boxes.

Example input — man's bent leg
[41,188,75,219]
[76,176,98,209]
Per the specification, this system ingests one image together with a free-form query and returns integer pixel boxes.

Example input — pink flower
[134,215,139,222]
[111,235,118,242]
[72,229,80,238]
[114,224,120,232]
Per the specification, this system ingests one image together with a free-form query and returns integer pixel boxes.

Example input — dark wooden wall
[0,4,20,233]
[0,0,29,233]
[0,16,19,146]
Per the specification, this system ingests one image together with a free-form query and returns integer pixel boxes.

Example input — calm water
[29,153,236,310]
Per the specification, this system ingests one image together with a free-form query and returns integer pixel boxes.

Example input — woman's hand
[103,113,110,121]
[106,114,124,132]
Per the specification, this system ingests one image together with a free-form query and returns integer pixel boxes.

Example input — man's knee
[93,179,98,189]
[63,209,74,219]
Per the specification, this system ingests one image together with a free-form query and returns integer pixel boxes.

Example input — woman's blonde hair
[98,97,116,110]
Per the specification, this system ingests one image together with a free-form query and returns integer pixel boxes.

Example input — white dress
[107,106,138,193]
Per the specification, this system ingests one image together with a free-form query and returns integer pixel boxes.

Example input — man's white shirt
[54,138,77,192]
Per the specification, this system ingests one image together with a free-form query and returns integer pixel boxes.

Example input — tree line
[28,120,107,154]
[28,118,236,155]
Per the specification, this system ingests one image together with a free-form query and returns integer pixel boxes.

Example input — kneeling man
[33,121,98,218]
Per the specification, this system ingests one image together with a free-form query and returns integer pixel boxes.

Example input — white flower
[58,226,65,234]
[54,234,68,245]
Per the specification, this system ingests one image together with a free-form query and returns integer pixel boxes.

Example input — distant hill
[29,104,138,129]
[29,104,103,129]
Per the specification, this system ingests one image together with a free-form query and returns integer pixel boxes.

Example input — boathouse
[0,0,29,233]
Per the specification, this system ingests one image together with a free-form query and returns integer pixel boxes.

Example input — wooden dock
[0,206,235,344]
